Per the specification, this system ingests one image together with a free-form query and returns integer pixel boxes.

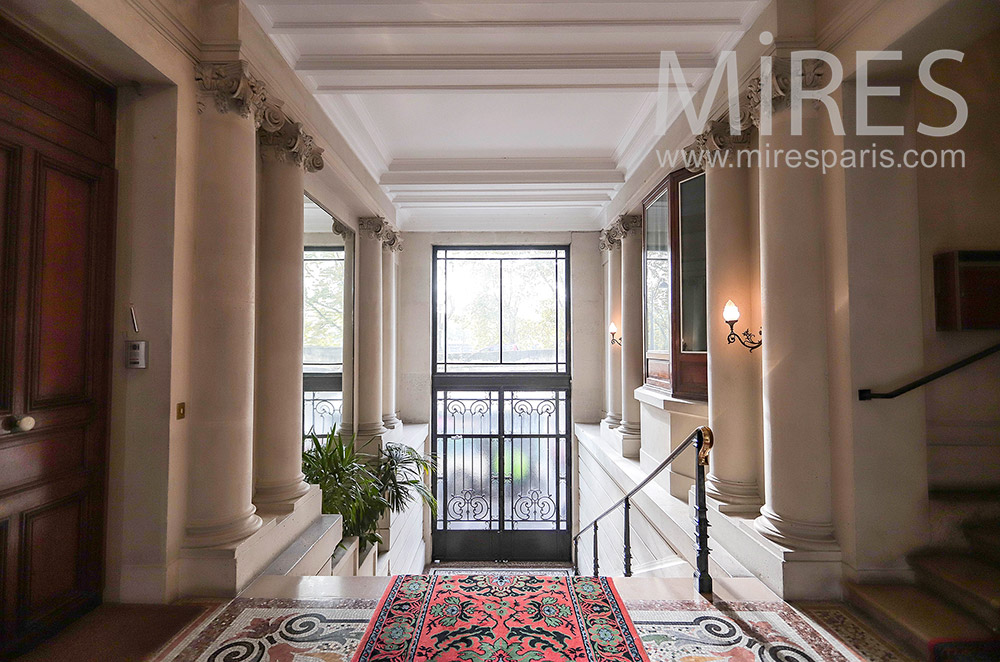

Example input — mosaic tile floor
[159,594,881,661]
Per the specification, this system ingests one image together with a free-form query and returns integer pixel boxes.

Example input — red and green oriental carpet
[352,574,649,662]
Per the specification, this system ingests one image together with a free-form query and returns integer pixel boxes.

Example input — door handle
[1,415,36,433]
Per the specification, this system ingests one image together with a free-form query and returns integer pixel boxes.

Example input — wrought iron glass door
[432,247,571,562]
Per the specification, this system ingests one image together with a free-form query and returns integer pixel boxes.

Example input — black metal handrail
[859,341,1000,401]
[573,426,714,596]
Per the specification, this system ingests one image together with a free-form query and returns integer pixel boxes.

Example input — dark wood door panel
[0,23,115,167]
[0,428,87,495]
[0,15,115,655]
[17,490,97,628]
[0,140,16,416]
[28,153,101,408]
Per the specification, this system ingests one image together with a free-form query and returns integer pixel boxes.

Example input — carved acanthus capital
[684,118,755,172]
[358,216,403,252]
[195,61,266,122]
[259,120,326,172]
[746,58,830,126]
[600,215,642,251]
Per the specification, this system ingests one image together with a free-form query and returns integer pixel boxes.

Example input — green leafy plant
[302,426,436,550]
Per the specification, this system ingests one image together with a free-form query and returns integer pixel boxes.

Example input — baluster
[623,497,632,577]
[593,521,599,577]
[694,429,713,597]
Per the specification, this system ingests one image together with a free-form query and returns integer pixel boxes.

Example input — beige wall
[396,231,605,426]
[825,83,929,581]
[915,28,1000,489]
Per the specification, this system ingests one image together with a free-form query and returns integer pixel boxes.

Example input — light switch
[176,402,186,420]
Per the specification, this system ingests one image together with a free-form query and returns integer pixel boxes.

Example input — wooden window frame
[642,167,708,401]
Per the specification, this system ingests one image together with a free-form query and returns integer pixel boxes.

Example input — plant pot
[357,542,378,577]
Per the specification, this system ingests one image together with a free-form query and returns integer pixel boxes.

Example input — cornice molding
[358,216,403,252]
[600,215,642,251]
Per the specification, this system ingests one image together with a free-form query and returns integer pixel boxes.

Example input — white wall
[396,231,605,425]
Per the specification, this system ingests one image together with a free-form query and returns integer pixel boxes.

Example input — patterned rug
[353,574,647,662]
[161,586,871,661]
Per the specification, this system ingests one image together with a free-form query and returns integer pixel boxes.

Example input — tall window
[431,247,571,562]
[303,246,345,438]
[643,169,707,400]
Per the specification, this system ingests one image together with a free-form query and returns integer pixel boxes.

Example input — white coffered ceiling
[245,0,769,231]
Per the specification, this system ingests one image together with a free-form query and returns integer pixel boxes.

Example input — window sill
[633,385,708,417]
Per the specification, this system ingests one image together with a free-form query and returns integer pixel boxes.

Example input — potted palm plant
[302,426,435,575]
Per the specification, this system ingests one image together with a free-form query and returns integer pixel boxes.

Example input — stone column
[253,116,325,512]
[697,124,763,513]
[355,217,401,450]
[335,221,356,436]
[185,62,264,547]
[754,88,837,550]
[617,216,643,458]
[601,240,623,428]
[382,246,401,430]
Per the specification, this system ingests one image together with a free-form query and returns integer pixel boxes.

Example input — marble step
[845,583,993,660]
[909,551,1000,631]
[262,514,343,577]
[964,520,1000,565]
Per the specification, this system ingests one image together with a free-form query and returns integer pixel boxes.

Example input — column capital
[745,57,830,126]
[195,60,266,121]
[684,119,755,172]
[359,216,403,252]
[599,215,642,251]
[259,118,325,172]
[682,58,830,172]
[332,219,354,237]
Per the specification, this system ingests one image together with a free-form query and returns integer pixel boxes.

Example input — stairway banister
[859,341,1000,401]
[574,425,714,597]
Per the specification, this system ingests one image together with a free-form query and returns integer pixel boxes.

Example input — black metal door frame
[430,246,572,562]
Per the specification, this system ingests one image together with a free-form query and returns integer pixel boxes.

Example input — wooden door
[0,18,116,655]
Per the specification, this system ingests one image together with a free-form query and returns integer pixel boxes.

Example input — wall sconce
[609,322,622,346]
[723,300,762,352]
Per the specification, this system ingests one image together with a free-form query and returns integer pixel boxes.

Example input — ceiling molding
[817,0,886,51]
[315,96,392,180]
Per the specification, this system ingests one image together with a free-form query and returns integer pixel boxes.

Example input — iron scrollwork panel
[434,387,570,544]
[503,390,568,532]
[435,391,501,531]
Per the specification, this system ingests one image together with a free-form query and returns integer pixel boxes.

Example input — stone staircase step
[964,520,1000,565]
[845,583,993,659]
[909,551,1000,631]
[262,514,343,577]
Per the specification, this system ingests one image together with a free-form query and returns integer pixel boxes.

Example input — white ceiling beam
[380,171,624,187]
[262,0,753,5]
[296,52,716,72]
[312,83,663,93]
[386,157,619,172]
[270,19,743,33]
